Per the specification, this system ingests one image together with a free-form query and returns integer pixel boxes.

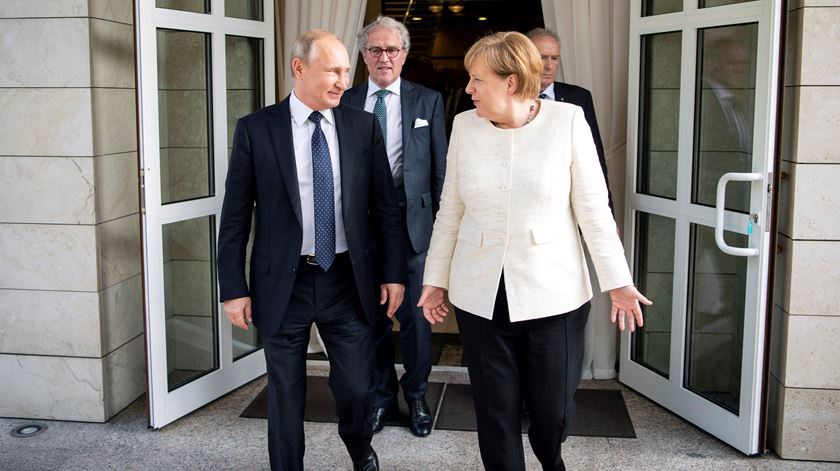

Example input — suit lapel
[400,79,416,155]
[333,105,354,225]
[554,81,567,102]
[345,85,367,110]
[267,98,303,228]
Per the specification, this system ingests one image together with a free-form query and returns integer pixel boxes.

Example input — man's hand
[224,296,252,330]
[608,286,652,332]
[417,285,449,324]
[380,283,405,318]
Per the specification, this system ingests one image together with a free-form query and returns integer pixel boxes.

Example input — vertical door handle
[715,172,761,257]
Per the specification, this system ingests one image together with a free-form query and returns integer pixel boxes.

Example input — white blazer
[423,101,633,321]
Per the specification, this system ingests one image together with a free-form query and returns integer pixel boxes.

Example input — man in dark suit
[217,30,406,471]
[341,16,448,438]
[526,28,613,211]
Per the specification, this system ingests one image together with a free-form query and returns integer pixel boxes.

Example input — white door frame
[620,0,783,455]
[136,0,275,428]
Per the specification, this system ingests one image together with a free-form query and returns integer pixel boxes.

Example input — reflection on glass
[638,32,681,199]
[226,36,264,152]
[157,29,214,205]
[226,0,263,21]
[642,0,682,16]
[685,224,747,414]
[701,0,753,7]
[693,23,758,213]
[157,0,209,14]
[163,216,218,391]
[631,212,676,377]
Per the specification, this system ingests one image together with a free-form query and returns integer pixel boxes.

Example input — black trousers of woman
[455,274,590,471]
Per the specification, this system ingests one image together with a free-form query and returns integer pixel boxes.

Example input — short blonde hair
[289,29,341,74]
[464,31,542,100]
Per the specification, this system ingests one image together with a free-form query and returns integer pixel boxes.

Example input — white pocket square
[413,118,429,128]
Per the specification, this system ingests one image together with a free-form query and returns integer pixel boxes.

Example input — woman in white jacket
[417,32,651,471]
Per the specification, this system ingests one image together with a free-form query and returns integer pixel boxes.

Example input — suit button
[290,267,296,274]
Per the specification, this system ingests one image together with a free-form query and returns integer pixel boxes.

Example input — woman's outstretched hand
[609,285,652,332]
[417,285,449,324]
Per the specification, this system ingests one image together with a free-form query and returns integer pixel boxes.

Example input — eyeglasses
[366,47,401,58]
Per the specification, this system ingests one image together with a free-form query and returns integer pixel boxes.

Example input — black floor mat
[433,384,636,438]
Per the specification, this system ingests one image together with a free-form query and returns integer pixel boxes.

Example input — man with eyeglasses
[341,15,448,438]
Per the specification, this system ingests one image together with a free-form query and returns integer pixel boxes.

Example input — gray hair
[289,29,341,74]
[525,27,561,46]
[357,16,411,53]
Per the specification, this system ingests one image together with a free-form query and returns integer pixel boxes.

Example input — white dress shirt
[289,91,348,255]
[540,82,556,101]
[364,77,404,184]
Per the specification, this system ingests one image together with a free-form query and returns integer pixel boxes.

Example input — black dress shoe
[368,403,397,434]
[353,448,379,471]
[408,398,433,437]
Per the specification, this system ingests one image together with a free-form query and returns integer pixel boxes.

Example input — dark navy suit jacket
[217,96,406,336]
[341,79,448,253]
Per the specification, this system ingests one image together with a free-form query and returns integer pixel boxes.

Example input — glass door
[136,0,275,428]
[620,0,782,454]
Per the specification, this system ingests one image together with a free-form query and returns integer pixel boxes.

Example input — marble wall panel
[774,385,840,461]
[226,36,262,90]
[648,89,680,152]
[103,334,145,419]
[0,156,95,224]
[224,0,262,20]
[0,89,93,157]
[780,162,840,240]
[157,29,208,90]
[92,87,138,156]
[170,260,214,317]
[784,8,802,88]
[785,239,840,315]
[766,374,785,456]
[90,18,135,89]
[159,147,212,203]
[783,313,840,389]
[0,18,90,88]
[640,330,670,377]
[157,0,207,14]
[798,7,840,86]
[94,152,140,223]
[89,0,134,24]
[227,89,260,146]
[767,305,788,385]
[158,90,209,148]
[792,86,840,164]
[164,215,213,261]
[0,224,98,291]
[97,214,141,290]
[686,332,734,393]
[641,151,677,198]
[0,1,87,18]
[169,315,215,372]
[0,289,100,357]
[0,354,105,422]
[99,274,144,355]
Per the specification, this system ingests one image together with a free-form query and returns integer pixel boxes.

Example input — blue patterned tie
[374,89,389,146]
[308,111,335,271]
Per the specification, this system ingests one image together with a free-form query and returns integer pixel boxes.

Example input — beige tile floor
[1,368,838,470]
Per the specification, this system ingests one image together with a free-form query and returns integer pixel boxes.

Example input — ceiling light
[448,0,464,13]
[412,16,422,21]
[428,2,443,13]
[478,17,487,21]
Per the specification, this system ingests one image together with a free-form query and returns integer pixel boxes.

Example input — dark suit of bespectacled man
[217,29,406,471]
[526,28,613,212]
[341,16,448,439]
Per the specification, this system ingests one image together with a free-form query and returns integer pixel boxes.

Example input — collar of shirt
[366,76,401,98]
[289,90,335,128]
[540,82,556,101]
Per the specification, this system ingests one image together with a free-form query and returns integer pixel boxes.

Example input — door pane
[631,212,676,377]
[642,0,682,16]
[685,224,747,414]
[701,0,753,7]
[226,0,264,21]
[163,216,219,391]
[638,32,681,200]
[157,29,214,205]
[157,0,208,14]
[226,35,265,360]
[692,23,758,213]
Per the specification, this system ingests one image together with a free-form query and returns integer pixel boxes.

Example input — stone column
[768,0,840,461]
[0,0,145,422]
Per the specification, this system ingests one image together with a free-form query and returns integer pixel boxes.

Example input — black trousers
[371,205,432,407]
[455,274,590,471]
[259,253,374,471]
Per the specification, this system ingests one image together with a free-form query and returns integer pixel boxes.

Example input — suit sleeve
[429,91,448,213]
[581,90,614,214]
[568,108,631,291]
[422,117,463,290]
[217,119,256,301]
[369,117,408,284]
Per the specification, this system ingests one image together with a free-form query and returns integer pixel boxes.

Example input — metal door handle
[715,172,761,257]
